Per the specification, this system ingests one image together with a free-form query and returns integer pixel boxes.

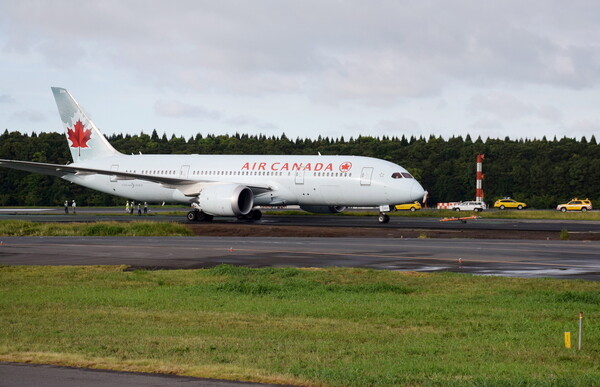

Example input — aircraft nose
[411,180,425,201]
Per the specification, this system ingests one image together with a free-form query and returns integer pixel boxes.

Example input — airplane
[0,87,425,223]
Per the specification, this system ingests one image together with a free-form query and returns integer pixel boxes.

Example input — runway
[2,207,600,233]
[1,236,599,280]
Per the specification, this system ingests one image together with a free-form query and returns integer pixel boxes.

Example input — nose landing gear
[378,213,390,223]
[378,205,391,223]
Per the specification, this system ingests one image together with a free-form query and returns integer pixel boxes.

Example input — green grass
[1,265,599,385]
[0,220,193,236]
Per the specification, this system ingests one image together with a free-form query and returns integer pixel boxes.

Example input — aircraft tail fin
[51,87,120,162]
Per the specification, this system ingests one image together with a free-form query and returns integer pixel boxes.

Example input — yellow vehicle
[395,201,422,212]
[556,198,592,212]
[493,198,527,210]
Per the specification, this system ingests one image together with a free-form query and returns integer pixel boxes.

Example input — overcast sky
[1,1,599,141]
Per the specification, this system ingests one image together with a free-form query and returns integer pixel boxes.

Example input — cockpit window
[401,172,413,178]
[391,172,403,179]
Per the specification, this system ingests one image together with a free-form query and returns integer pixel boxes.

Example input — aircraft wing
[0,159,272,196]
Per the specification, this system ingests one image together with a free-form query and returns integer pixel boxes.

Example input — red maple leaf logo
[339,161,352,172]
[67,120,92,148]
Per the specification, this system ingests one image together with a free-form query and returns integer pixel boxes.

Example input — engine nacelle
[198,184,254,216]
[299,205,347,214]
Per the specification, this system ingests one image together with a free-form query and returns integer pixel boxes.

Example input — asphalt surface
[0,362,286,387]
[3,206,600,233]
[1,235,599,280]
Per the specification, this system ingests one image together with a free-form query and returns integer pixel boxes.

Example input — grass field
[1,265,599,386]
[0,220,193,236]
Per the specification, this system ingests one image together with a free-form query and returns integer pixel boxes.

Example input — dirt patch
[186,223,600,240]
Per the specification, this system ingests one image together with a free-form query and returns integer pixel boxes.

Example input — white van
[452,201,486,212]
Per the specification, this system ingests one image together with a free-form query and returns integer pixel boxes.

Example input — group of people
[64,200,76,214]
[126,200,148,215]
[63,199,149,215]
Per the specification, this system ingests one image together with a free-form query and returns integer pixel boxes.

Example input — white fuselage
[66,154,424,207]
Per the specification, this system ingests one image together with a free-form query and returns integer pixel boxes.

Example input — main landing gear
[186,209,263,222]
[237,209,262,221]
[186,210,213,222]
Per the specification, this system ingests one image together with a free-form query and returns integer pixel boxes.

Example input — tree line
[1,128,598,208]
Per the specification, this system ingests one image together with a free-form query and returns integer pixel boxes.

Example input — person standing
[144,202,148,214]
[71,199,77,214]
[126,200,130,213]
[137,203,142,216]
[64,200,69,214]
[130,201,134,215]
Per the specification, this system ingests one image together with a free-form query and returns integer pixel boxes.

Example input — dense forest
[1,129,598,208]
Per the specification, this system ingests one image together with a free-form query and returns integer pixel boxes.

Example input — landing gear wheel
[187,210,213,222]
[378,214,390,223]
[250,209,262,221]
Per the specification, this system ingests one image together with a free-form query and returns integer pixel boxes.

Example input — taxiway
[1,235,599,280]
[2,207,600,234]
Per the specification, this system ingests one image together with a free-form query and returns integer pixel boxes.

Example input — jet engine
[198,184,254,216]
[299,205,347,214]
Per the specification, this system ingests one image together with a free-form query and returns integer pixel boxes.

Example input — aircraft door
[110,164,119,182]
[180,165,190,179]
[295,170,305,185]
[360,167,373,186]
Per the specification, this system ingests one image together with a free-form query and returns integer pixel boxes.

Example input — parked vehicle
[556,198,592,212]
[395,201,421,211]
[452,201,486,212]
[493,198,527,210]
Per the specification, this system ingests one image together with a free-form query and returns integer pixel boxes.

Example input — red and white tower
[476,154,485,202]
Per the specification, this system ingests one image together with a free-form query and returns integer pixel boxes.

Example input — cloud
[10,109,45,122]
[1,1,600,141]
[375,118,422,133]
[225,115,277,131]
[154,100,220,120]
[469,91,565,127]
[469,92,534,120]
[569,119,599,134]
[0,94,15,103]
[470,118,504,130]
[3,0,600,105]
[536,105,562,123]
